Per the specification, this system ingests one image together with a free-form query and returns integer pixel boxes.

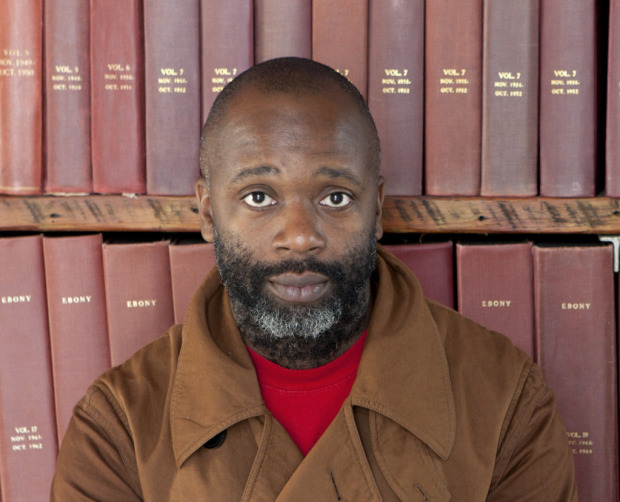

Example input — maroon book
[0,0,43,195]
[480,0,539,196]
[367,0,424,196]
[43,234,111,443]
[200,0,253,122]
[103,240,175,366]
[383,242,454,309]
[144,0,201,195]
[456,242,535,359]
[312,0,369,98]
[169,241,216,323]
[254,0,311,63]
[534,244,619,500]
[0,236,58,501]
[90,0,146,194]
[44,0,92,194]
[425,0,483,195]
[539,0,598,196]
[606,0,620,196]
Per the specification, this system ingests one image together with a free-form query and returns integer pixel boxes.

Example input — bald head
[200,57,381,184]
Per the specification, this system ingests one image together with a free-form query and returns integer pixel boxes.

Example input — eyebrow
[313,166,362,186]
[230,165,281,184]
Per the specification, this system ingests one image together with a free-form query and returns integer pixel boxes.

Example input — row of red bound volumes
[3,0,620,197]
[0,235,616,498]
[0,234,215,501]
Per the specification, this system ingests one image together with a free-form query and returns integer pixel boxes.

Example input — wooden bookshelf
[2,194,620,234]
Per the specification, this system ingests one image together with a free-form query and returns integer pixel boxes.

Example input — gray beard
[212,225,377,368]
[249,295,343,340]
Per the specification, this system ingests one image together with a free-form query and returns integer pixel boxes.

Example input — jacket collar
[351,247,456,459]
[170,245,456,466]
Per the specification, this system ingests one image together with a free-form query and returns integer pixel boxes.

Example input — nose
[272,202,325,255]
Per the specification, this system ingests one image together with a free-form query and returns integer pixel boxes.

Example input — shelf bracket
[598,235,620,273]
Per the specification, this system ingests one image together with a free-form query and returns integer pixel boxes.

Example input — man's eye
[242,191,275,208]
[320,192,352,208]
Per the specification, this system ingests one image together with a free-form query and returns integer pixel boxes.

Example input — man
[52,57,577,500]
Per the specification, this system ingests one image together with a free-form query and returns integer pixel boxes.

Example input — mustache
[248,257,349,283]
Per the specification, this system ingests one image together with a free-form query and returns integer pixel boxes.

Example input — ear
[374,175,386,240]
[195,177,215,242]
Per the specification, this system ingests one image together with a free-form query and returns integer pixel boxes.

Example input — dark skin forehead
[201,80,380,185]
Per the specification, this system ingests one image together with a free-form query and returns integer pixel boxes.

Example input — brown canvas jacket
[51,246,577,501]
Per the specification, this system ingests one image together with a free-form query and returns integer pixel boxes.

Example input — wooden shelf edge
[382,196,620,234]
[0,194,201,232]
[1,195,620,234]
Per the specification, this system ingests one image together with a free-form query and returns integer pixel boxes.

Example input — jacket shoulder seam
[78,385,144,498]
[490,362,546,490]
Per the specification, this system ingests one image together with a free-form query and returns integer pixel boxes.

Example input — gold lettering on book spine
[566,431,594,456]
[379,68,412,96]
[157,67,188,94]
[550,69,580,96]
[9,425,46,453]
[0,48,36,78]
[492,71,524,98]
[50,64,83,92]
[104,63,134,92]
[439,68,468,95]
[210,67,238,94]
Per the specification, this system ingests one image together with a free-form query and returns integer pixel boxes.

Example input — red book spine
[424,0,483,195]
[367,0,424,196]
[534,245,619,500]
[0,0,43,195]
[456,242,535,359]
[0,235,58,500]
[169,241,216,323]
[144,0,201,195]
[383,242,454,309]
[480,0,539,196]
[254,0,312,63]
[312,0,369,98]
[539,0,598,196]
[102,240,175,366]
[43,235,111,443]
[606,0,620,196]
[44,0,92,194]
[90,0,146,194]
[200,0,253,122]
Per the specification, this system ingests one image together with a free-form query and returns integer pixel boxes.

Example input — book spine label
[534,245,619,500]
[480,0,539,196]
[43,234,111,443]
[368,0,424,196]
[424,0,483,195]
[103,241,175,366]
[0,236,58,500]
[539,0,598,196]
[0,0,43,195]
[200,0,254,122]
[312,0,369,98]
[44,0,92,194]
[90,0,146,194]
[254,0,312,63]
[144,0,201,195]
[456,242,535,359]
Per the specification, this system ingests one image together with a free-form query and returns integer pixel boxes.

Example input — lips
[267,272,331,303]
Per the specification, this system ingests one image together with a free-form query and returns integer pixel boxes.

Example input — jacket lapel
[170,269,267,467]
[352,248,456,461]
[274,405,381,501]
